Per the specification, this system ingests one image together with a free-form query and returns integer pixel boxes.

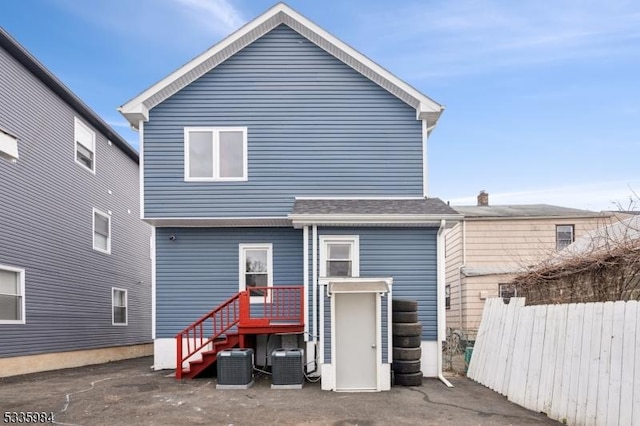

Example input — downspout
[437,219,454,387]
[312,225,318,348]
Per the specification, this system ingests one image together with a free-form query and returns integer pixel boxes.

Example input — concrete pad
[0,357,558,425]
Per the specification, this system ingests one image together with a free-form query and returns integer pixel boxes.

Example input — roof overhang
[288,213,462,229]
[144,217,292,227]
[119,2,443,130]
[327,279,390,294]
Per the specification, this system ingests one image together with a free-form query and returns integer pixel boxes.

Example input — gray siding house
[0,28,152,376]
[120,3,459,391]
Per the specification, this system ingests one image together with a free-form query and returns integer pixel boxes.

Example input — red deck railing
[175,286,304,379]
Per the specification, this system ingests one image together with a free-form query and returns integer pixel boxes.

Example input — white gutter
[437,219,454,387]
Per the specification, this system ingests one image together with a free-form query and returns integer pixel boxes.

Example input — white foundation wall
[154,338,176,370]
[421,341,438,377]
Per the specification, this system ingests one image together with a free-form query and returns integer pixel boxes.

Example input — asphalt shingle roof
[292,198,459,215]
[452,204,604,218]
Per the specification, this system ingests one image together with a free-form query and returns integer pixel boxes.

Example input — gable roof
[0,27,138,163]
[119,2,443,130]
[453,204,608,219]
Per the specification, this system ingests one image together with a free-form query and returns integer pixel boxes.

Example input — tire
[393,335,421,348]
[392,322,422,337]
[393,360,421,374]
[393,346,422,361]
[392,299,418,312]
[392,311,418,323]
[394,372,423,386]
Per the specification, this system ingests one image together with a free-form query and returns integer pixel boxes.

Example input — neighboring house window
[556,225,575,250]
[445,285,451,309]
[75,117,96,173]
[93,208,111,254]
[239,244,273,302]
[320,236,360,278]
[499,283,517,301]
[112,288,127,325]
[0,265,25,324]
[0,127,19,163]
[184,127,247,181]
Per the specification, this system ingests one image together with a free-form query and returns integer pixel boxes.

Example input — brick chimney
[477,190,489,206]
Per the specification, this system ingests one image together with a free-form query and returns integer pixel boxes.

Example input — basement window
[112,288,127,325]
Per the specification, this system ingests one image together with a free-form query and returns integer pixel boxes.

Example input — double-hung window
[112,288,127,325]
[556,225,574,250]
[0,265,25,324]
[239,244,273,302]
[185,127,247,181]
[93,208,111,254]
[75,117,96,173]
[320,236,360,278]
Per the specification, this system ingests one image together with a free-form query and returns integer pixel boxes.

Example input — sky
[2,0,639,211]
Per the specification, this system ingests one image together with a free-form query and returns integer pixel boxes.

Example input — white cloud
[358,0,640,79]
[174,0,245,36]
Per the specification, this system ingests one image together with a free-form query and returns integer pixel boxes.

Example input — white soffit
[119,3,443,128]
[0,128,18,162]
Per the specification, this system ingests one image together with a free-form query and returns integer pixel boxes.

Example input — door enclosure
[321,279,392,392]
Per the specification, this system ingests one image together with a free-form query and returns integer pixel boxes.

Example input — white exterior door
[334,292,377,391]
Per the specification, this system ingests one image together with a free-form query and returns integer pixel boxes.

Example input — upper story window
[184,127,247,182]
[239,244,273,302]
[320,236,360,278]
[93,208,111,254]
[74,117,96,173]
[0,127,19,163]
[0,265,25,324]
[556,225,574,250]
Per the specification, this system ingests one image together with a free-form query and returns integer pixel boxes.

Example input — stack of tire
[392,298,422,386]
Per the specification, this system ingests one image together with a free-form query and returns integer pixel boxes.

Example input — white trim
[0,264,26,325]
[422,119,429,197]
[184,127,248,182]
[319,235,360,278]
[111,287,128,326]
[151,227,156,339]
[303,226,309,341]
[138,120,144,220]
[92,208,111,254]
[238,243,273,303]
[290,214,462,229]
[74,117,96,174]
[119,4,442,128]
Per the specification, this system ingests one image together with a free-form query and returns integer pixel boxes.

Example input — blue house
[120,3,459,391]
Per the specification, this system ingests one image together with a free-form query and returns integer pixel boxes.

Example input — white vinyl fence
[467,298,639,426]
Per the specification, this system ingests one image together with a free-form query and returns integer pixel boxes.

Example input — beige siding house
[445,191,612,333]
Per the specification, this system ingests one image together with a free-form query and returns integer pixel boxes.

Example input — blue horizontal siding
[320,227,438,362]
[155,227,303,338]
[144,25,423,218]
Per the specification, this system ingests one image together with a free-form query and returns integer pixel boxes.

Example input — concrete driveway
[0,357,557,425]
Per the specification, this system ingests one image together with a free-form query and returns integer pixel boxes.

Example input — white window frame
[93,208,111,254]
[184,127,248,182]
[319,235,360,278]
[239,243,273,303]
[0,264,26,324]
[556,224,575,251]
[74,117,96,174]
[112,287,128,326]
